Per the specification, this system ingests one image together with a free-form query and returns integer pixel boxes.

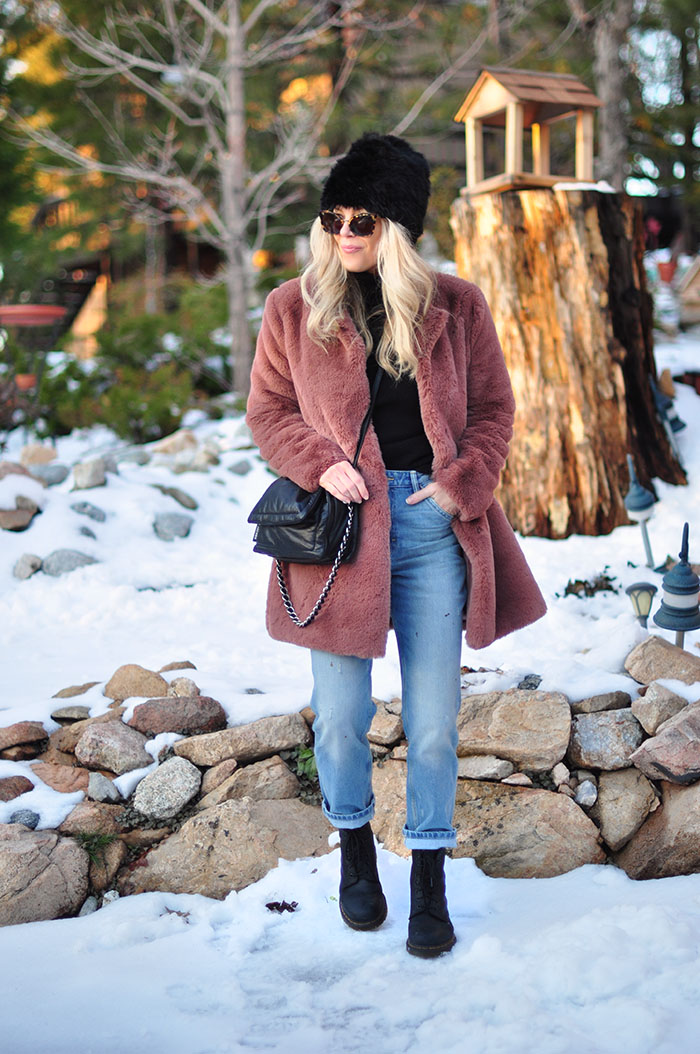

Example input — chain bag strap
[275,367,382,628]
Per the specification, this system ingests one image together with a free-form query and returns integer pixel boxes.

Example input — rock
[72,458,106,489]
[615,780,700,878]
[127,696,225,737]
[452,780,605,878]
[299,706,315,728]
[0,462,32,480]
[195,756,300,811]
[390,742,408,760]
[150,484,199,510]
[159,660,197,673]
[12,553,42,580]
[570,691,632,715]
[174,713,311,767]
[119,828,171,849]
[78,896,99,917]
[50,704,93,722]
[517,673,542,690]
[368,702,404,747]
[457,756,515,780]
[0,776,34,802]
[0,508,36,531]
[87,772,122,803]
[74,721,151,775]
[30,763,90,794]
[19,444,56,466]
[153,512,194,541]
[167,677,200,697]
[551,762,571,787]
[28,463,69,486]
[52,683,100,700]
[117,797,332,899]
[79,526,96,539]
[34,744,78,768]
[42,550,98,576]
[456,690,571,771]
[90,839,128,893]
[153,429,197,455]
[502,772,534,786]
[9,810,40,829]
[574,779,598,807]
[201,758,238,796]
[625,635,700,687]
[1,744,46,762]
[568,710,644,770]
[132,757,202,821]
[227,459,252,476]
[50,710,124,755]
[589,768,659,851]
[58,802,124,836]
[631,683,688,735]
[70,501,107,522]
[0,825,89,926]
[104,664,169,701]
[629,703,700,784]
[0,721,48,752]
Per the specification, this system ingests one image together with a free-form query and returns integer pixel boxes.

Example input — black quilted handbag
[248,368,381,627]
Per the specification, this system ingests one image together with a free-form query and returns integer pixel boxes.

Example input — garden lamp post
[624,455,656,569]
[625,582,657,628]
[653,523,700,649]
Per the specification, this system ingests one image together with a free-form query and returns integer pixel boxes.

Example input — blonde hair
[300,216,435,379]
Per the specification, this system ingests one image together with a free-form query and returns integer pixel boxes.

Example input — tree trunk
[592,0,634,190]
[451,187,686,539]
[222,0,253,397]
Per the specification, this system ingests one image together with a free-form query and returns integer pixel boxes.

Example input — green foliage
[294,746,318,781]
[73,831,117,864]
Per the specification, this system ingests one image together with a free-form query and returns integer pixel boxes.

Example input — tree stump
[451,187,686,538]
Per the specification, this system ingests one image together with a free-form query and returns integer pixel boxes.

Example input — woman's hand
[319,461,370,504]
[405,481,459,517]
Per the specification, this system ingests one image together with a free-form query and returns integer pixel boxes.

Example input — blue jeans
[310,470,468,850]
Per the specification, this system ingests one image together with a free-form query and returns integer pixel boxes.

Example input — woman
[247,134,546,957]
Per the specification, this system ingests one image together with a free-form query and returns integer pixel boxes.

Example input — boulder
[52,683,100,700]
[103,664,169,701]
[50,709,124,754]
[74,721,151,775]
[0,776,34,802]
[159,660,197,673]
[174,714,311,767]
[568,710,644,770]
[127,696,226,737]
[117,797,332,899]
[195,756,300,811]
[451,780,605,878]
[0,507,36,531]
[150,484,198,510]
[368,701,404,747]
[625,635,700,687]
[589,768,659,851]
[615,780,700,879]
[153,512,194,541]
[42,550,98,576]
[58,802,125,836]
[631,683,688,735]
[570,691,632,715]
[0,824,89,926]
[132,757,202,821]
[167,677,200,697]
[87,772,122,804]
[152,429,197,455]
[457,756,514,780]
[629,703,700,784]
[72,459,106,489]
[456,690,571,771]
[30,763,90,794]
[201,758,238,796]
[70,501,107,523]
[19,443,56,466]
[50,704,92,722]
[12,554,42,580]
[89,838,128,894]
[28,463,69,486]
[0,721,48,753]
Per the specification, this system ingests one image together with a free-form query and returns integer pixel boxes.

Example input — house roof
[455,67,602,125]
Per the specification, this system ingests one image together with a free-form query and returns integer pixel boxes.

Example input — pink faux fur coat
[246,273,546,658]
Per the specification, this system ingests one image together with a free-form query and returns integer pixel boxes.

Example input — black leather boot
[338,823,387,931]
[406,848,456,958]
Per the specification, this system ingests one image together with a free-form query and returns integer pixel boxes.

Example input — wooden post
[452,187,685,538]
[576,110,595,180]
[465,117,484,189]
[531,122,550,176]
[505,101,523,174]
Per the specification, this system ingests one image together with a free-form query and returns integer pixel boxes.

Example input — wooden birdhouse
[454,67,602,194]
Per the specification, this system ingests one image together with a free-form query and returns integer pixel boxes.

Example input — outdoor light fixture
[624,454,656,568]
[650,376,685,459]
[625,582,658,628]
[653,522,700,649]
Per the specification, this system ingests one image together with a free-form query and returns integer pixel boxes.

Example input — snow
[1,329,700,1051]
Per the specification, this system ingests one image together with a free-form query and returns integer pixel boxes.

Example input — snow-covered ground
[1,329,700,1053]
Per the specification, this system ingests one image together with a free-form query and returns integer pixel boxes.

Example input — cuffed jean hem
[403,826,458,850]
[322,800,375,829]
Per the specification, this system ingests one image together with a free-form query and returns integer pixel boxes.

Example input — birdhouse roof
[455,67,602,126]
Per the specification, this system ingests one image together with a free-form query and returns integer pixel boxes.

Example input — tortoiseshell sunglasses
[319,211,377,237]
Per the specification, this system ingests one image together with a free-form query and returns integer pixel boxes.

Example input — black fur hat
[320,133,431,243]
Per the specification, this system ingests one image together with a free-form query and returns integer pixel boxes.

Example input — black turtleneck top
[352,271,433,475]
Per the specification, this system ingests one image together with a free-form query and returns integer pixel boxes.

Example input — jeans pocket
[426,496,455,521]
